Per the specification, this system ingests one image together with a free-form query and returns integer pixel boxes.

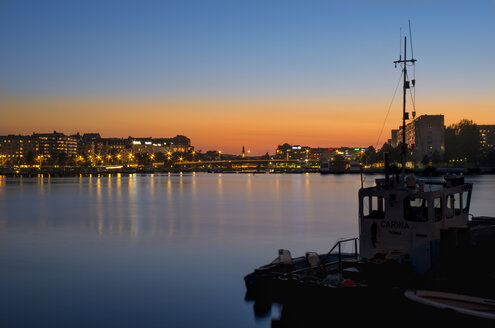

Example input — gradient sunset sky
[1,0,494,155]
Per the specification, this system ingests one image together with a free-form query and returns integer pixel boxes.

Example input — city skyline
[1,0,494,155]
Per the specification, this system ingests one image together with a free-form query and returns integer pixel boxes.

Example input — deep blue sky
[1,0,494,99]
[0,1,494,153]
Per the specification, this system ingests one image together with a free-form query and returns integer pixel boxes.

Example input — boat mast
[394,36,416,177]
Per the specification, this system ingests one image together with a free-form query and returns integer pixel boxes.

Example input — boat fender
[271,249,293,265]
[341,279,356,288]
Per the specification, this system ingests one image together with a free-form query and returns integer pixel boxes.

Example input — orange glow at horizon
[1,95,493,155]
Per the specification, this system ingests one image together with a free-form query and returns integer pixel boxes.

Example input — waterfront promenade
[1,161,493,177]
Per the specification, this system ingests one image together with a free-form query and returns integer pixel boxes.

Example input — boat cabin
[358,174,472,274]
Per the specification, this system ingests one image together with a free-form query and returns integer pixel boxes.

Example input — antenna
[398,28,402,63]
[408,20,414,60]
[394,26,417,178]
[409,20,417,119]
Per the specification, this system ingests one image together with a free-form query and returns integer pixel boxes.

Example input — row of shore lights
[81,152,188,162]
[33,152,192,163]
[7,149,239,164]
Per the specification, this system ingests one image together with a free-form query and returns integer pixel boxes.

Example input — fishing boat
[244,27,495,314]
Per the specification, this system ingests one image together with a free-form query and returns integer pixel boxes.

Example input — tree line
[361,119,495,168]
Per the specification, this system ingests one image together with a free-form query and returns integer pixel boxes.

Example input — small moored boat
[405,289,495,321]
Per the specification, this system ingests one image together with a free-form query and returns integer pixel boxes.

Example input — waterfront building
[33,131,78,156]
[127,135,192,155]
[166,135,192,153]
[275,144,365,162]
[275,144,310,161]
[75,133,104,155]
[102,138,127,152]
[390,129,399,148]
[128,137,154,154]
[0,131,194,164]
[0,135,37,160]
[478,125,495,151]
[305,148,330,161]
[1,132,77,161]
[397,114,445,163]
[149,138,172,154]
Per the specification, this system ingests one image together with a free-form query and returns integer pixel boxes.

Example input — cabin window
[404,198,428,222]
[434,197,442,222]
[462,191,470,214]
[446,193,462,219]
[362,196,385,219]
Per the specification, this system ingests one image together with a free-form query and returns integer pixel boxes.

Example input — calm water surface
[1,173,494,327]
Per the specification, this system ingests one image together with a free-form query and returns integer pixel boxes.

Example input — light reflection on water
[0,173,494,327]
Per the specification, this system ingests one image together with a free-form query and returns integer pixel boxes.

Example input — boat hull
[405,290,495,323]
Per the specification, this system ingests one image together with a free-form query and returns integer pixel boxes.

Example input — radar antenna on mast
[393,21,417,177]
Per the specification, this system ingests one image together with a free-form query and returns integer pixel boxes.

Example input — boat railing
[326,238,359,275]
[280,238,359,277]
[328,237,359,260]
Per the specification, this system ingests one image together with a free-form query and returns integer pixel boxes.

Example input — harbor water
[1,173,494,327]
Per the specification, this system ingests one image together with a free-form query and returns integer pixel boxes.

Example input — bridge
[167,159,321,172]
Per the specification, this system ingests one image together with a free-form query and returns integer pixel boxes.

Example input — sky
[0,0,494,155]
